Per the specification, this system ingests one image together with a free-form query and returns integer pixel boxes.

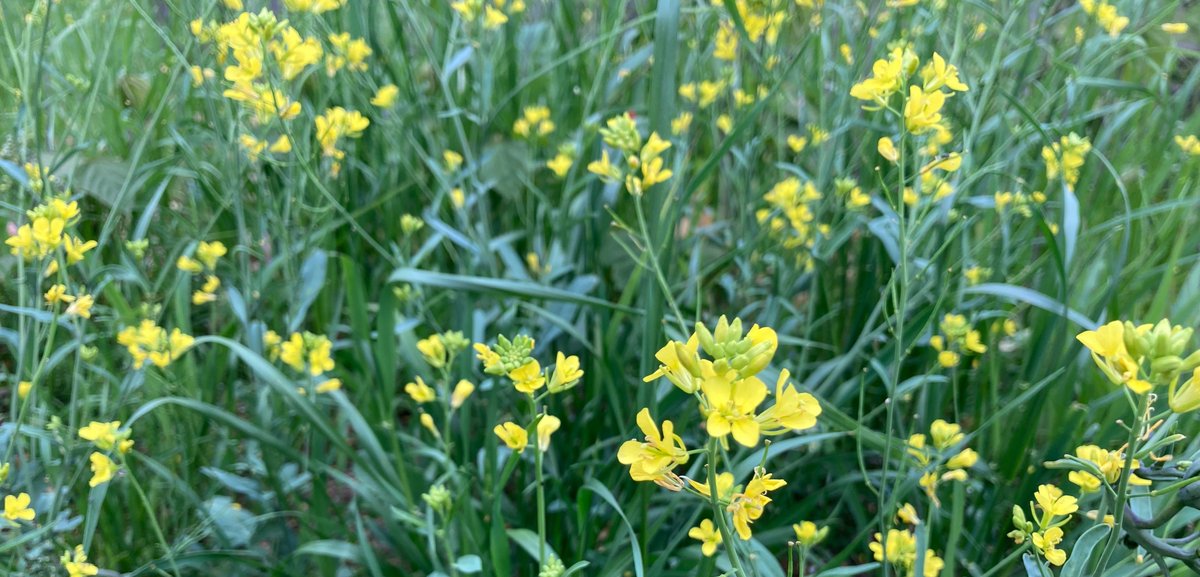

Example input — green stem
[707,440,747,577]
[634,195,688,334]
[1095,393,1148,570]
[979,543,1031,577]
[124,461,182,577]
[536,443,547,567]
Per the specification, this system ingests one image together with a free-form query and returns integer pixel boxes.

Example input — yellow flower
[904,86,946,135]
[929,419,963,449]
[61,545,99,577]
[1076,321,1150,393]
[727,468,786,539]
[714,21,737,61]
[88,452,118,487]
[17,381,32,400]
[548,352,583,393]
[450,379,475,409]
[417,334,448,368]
[947,448,978,470]
[493,421,528,453]
[405,377,436,404]
[1162,22,1189,35]
[3,493,35,523]
[755,369,822,435]
[701,367,767,447]
[788,134,809,153]
[547,153,573,178]
[1042,133,1091,187]
[177,255,204,274]
[671,112,692,135]
[878,137,899,162]
[1034,484,1078,518]
[315,378,342,393]
[643,336,701,393]
[687,471,735,500]
[508,360,545,394]
[315,107,370,160]
[419,413,438,437]
[285,0,347,13]
[44,284,74,306]
[617,408,688,486]
[117,320,194,369]
[688,519,722,557]
[793,521,827,547]
[483,5,509,29]
[197,241,227,270]
[79,421,134,453]
[372,84,400,108]
[850,47,910,105]
[536,414,561,452]
[1032,527,1067,566]
[920,53,968,92]
[279,332,336,376]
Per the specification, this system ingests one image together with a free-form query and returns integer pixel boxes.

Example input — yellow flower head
[617,408,689,487]
[688,519,723,557]
[3,493,35,524]
[88,452,118,487]
[405,376,436,404]
[536,414,561,452]
[493,421,528,453]
[61,545,99,577]
[508,360,545,394]
[450,379,475,409]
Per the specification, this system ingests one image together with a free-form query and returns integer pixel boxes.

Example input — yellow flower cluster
[264,330,341,393]
[994,190,1047,218]
[1042,132,1091,188]
[325,32,371,77]
[78,421,134,487]
[192,11,312,124]
[756,178,828,269]
[620,318,820,540]
[644,317,821,447]
[315,107,370,176]
[1076,319,1200,401]
[178,240,227,305]
[475,334,581,454]
[6,193,97,275]
[679,80,725,109]
[1066,444,1150,493]
[450,0,525,30]
[588,113,673,197]
[1175,134,1200,156]
[513,106,555,138]
[929,314,987,368]
[1009,484,1077,566]
[117,319,195,369]
[851,50,968,136]
[870,528,945,577]
[908,419,978,506]
[1079,0,1129,37]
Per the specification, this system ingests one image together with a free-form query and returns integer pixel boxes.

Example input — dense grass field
[3,0,1200,576]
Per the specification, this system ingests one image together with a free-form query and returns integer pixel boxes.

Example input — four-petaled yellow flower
[3,493,35,524]
[508,360,545,394]
[688,519,722,557]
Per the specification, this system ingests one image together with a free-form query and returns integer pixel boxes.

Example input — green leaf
[1060,524,1110,577]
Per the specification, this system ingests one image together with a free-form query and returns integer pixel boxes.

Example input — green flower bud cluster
[694,316,777,378]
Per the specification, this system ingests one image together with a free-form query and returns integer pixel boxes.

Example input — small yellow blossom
[493,421,528,453]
